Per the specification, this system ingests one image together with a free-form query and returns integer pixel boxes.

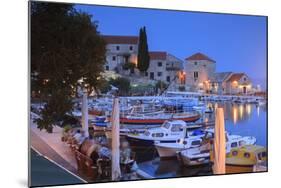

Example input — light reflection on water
[203,102,267,146]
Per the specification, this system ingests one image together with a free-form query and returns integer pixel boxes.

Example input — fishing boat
[177,131,256,166]
[224,145,267,173]
[177,144,210,166]
[126,120,201,147]
[120,112,200,125]
[154,129,205,158]
[157,128,256,159]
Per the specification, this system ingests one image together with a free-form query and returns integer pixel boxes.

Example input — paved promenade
[30,120,87,183]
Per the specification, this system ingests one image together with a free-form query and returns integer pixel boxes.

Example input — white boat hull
[155,145,183,158]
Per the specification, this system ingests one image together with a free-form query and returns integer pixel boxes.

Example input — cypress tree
[137,27,150,74]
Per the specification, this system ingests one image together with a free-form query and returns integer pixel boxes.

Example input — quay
[30,113,153,186]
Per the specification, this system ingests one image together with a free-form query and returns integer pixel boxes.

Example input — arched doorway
[243,86,247,94]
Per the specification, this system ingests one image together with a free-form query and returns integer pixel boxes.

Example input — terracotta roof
[185,52,215,62]
[102,35,139,44]
[226,73,245,82]
[149,51,167,60]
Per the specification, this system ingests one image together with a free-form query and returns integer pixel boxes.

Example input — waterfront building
[103,35,183,88]
[103,35,139,72]
[145,51,183,85]
[224,73,252,95]
[102,35,255,95]
[209,72,233,94]
[184,52,216,92]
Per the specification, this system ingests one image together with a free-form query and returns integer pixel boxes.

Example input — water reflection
[233,105,238,124]
[208,102,256,125]
[206,102,267,146]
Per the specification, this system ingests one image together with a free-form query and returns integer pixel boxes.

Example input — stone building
[102,35,138,72]
[184,52,216,92]
[145,51,183,87]
[209,72,233,94]
[102,35,184,89]
[224,73,252,94]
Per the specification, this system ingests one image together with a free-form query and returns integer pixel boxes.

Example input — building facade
[145,51,184,88]
[209,72,233,94]
[102,35,255,95]
[224,73,252,94]
[103,35,139,72]
[184,52,216,92]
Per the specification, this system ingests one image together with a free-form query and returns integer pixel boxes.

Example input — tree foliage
[31,2,106,132]
[109,77,131,96]
[137,27,150,73]
[155,81,168,93]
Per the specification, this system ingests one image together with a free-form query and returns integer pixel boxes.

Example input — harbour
[29,3,268,186]
[30,94,267,185]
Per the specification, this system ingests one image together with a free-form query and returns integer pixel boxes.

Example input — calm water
[138,101,267,178]
[204,102,267,146]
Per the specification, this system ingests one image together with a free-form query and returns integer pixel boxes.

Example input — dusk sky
[75,5,267,89]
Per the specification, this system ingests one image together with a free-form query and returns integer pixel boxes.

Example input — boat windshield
[171,124,183,132]
[162,122,170,129]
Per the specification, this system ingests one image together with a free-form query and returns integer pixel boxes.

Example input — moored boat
[177,131,257,167]
[154,129,206,158]
[126,120,192,147]
[120,112,200,125]
[224,145,267,173]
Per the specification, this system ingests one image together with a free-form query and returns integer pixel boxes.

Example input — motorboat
[126,120,199,147]
[224,145,267,173]
[177,130,256,166]
[154,129,206,158]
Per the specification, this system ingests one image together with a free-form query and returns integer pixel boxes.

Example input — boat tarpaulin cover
[111,98,121,180]
[213,108,226,174]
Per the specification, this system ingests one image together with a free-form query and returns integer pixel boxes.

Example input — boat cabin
[147,120,186,138]
[227,145,267,165]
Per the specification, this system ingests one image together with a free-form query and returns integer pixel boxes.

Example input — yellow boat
[225,145,267,173]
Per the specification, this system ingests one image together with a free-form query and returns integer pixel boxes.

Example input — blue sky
[75,5,267,89]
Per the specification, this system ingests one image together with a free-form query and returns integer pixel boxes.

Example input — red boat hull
[89,110,103,116]
[119,114,200,124]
